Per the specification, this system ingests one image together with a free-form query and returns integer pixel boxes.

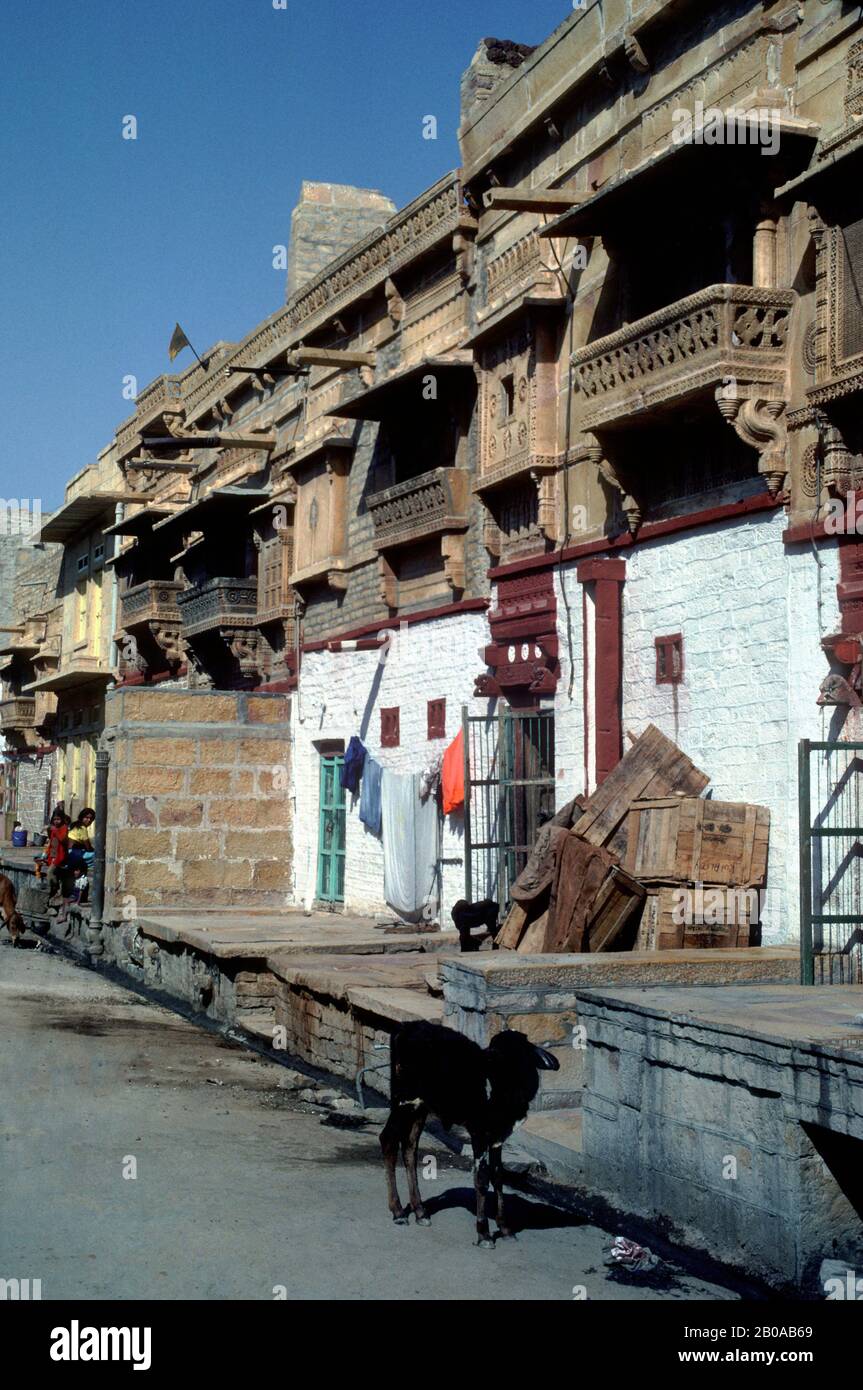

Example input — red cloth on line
[442,729,465,814]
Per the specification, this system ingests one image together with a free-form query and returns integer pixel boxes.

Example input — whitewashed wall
[552,512,841,944]
[291,609,492,922]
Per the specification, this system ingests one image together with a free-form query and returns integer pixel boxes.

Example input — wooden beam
[482,187,587,213]
[126,460,198,472]
[289,347,376,370]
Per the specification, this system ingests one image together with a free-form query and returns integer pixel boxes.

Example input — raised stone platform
[441,948,799,1111]
[575,984,863,1293]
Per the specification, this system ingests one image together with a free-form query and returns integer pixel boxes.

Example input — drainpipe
[88,745,111,949]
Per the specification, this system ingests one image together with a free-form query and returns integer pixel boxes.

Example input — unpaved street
[0,946,735,1301]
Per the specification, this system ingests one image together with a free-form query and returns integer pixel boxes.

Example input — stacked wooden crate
[623,797,770,950]
[496,724,770,955]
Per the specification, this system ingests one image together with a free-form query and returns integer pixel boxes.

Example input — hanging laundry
[382,770,439,921]
[341,735,367,794]
[442,729,465,815]
[359,753,383,836]
[419,751,443,802]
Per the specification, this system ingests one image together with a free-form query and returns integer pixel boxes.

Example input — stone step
[235,1010,277,1043]
[507,1108,583,1184]
[347,986,444,1026]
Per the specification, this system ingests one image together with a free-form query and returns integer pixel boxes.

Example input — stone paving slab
[574,983,863,1056]
[346,986,444,1025]
[138,911,459,962]
[267,952,434,999]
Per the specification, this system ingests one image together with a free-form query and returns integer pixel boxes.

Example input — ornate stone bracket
[531,468,560,545]
[222,626,261,682]
[715,386,788,497]
[585,434,642,535]
[441,533,466,592]
[385,278,405,328]
[147,621,183,669]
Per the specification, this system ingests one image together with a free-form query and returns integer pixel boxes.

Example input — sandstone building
[18,0,863,943]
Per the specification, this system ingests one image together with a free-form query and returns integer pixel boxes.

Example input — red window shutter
[655,634,684,685]
[427,698,446,740]
[381,707,400,748]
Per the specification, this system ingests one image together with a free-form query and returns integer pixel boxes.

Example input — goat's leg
[489,1143,514,1238]
[380,1110,411,1224]
[470,1132,494,1249]
[402,1108,430,1225]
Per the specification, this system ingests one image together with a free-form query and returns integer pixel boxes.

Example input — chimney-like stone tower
[459,37,536,128]
[286,181,397,300]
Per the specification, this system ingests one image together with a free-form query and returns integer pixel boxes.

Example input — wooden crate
[635,884,755,951]
[587,867,647,952]
[574,724,709,853]
[624,797,769,887]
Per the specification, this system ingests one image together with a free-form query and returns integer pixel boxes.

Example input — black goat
[380,1020,559,1247]
[450,898,499,952]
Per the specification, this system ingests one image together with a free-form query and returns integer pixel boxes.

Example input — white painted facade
[290,609,491,923]
[290,513,841,947]
[552,512,842,944]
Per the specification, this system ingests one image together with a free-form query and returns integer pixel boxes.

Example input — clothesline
[339,731,466,921]
[341,732,464,822]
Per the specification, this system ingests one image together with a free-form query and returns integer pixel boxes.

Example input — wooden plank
[517,910,549,954]
[588,867,646,952]
[496,901,529,951]
[574,725,709,850]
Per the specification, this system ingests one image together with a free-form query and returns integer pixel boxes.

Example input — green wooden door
[317,754,346,903]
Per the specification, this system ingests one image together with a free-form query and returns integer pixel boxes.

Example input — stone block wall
[103,687,291,913]
[287,182,396,298]
[576,986,863,1292]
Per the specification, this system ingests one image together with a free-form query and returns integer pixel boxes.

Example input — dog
[0,873,26,946]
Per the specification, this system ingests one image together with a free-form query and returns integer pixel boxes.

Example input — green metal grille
[798,739,863,985]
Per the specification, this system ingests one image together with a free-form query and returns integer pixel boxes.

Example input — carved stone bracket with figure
[714,385,789,497]
[584,433,642,535]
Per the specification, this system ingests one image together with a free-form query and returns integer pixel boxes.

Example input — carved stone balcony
[572,285,794,433]
[176,577,261,686]
[118,580,184,672]
[177,577,258,639]
[0,697,36,733]
[367,468,470,551]
[367,468,470,604]
[120,580,183,632]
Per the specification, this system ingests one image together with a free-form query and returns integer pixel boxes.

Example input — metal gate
[799,739,863,984]
[463,706,555,909]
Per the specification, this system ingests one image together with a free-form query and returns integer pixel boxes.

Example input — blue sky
[0,0,570,509]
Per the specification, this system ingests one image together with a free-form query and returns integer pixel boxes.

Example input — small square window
[76,554,89,573]
[655,633,684,685]
[381,707,400,748]
[427,698,446,740]
[501,374,515,418]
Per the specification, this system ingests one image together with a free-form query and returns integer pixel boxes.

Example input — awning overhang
[776,130,863,206]
[540,116,820,241]
[327,358,475,421]
[152,485,270,537]
[103,504,185,538]
[39,492,142,544]
[30,667,115,694]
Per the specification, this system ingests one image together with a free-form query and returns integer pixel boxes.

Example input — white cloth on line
[381,769,439,922]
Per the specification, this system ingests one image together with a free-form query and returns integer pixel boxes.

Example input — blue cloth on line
[359,754,383,836]
[341,736,367,794]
